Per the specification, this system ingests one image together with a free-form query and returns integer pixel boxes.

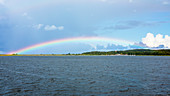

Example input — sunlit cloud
[142,33,170,48]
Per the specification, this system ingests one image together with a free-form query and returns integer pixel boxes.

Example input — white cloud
[33,24,43,30]
[57,26,64,30]
[44,25,64,31]
[44,25,57,31]
[0,0,5,5]
[33,24,64,31]
[142,33,170,48]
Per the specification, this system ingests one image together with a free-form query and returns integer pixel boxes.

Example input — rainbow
[8,37,136,54]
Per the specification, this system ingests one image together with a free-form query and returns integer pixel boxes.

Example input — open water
[0,56,170,96]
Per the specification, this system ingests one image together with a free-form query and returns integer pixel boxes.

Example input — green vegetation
[0,49,170,56]
[82,49,170,56]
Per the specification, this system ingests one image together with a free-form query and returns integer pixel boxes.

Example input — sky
[0,0,170,54]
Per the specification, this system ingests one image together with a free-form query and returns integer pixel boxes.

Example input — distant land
[0,49,170,56]
[81,49,170,56]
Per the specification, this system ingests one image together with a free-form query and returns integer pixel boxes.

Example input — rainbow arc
[8,37,136,54]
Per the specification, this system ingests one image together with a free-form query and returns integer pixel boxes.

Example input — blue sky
[0,0,170,54]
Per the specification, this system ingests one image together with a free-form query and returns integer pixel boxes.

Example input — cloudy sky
[0,0,170,54]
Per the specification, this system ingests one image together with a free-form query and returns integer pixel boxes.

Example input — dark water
[0,56,170,96]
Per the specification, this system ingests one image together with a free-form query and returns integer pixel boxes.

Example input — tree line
[82,49,170,56]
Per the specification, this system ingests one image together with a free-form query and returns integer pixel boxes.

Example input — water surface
[0,56,170,95]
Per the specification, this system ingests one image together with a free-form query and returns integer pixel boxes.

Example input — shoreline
[1,49,170,56]
[0,54,170,56]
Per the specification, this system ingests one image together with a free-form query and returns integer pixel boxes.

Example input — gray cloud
[104,20,170,30]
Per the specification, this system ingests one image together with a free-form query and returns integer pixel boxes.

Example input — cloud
[57,26,64,30]
[142,33,170,48]
[33,24,64,31]
[89,44,97,50]
[104,21,140,30]
[104,21,170,30]
[133,42,147,48]
[90,44,129,51]
[44,25,57,31]
[44,25,64,31]
[33,24,43,30]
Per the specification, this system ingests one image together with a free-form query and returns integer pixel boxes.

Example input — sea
[0,56,170,96]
